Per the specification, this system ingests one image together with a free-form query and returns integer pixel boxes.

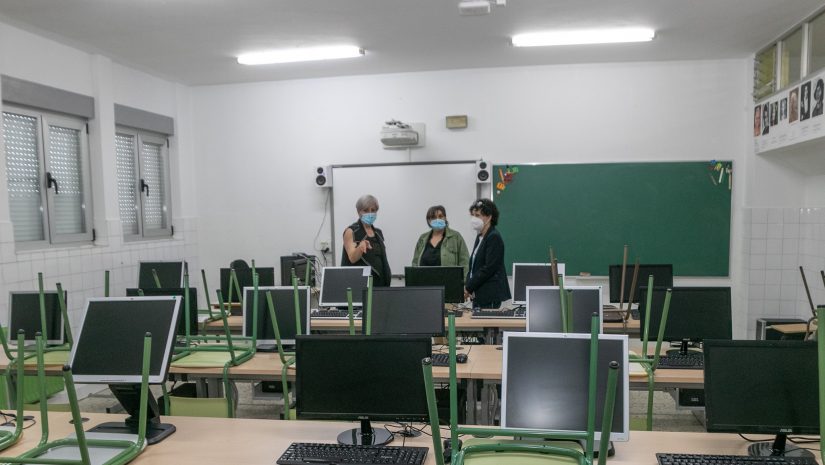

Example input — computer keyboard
[311,309,362,319]
[655,353,704,369]
[277,442,428,465]
[430,353,468,366]
[470,308,526,319]
[657,453,818,465]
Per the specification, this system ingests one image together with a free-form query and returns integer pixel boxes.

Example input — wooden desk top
[1,413,810,465]
[309,312,642,333]
[168,347,477,381]
[205,315,242,330]
[769,323,809,335]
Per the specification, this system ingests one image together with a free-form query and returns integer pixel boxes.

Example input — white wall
[192,59,751,335]
[0,19,198,333]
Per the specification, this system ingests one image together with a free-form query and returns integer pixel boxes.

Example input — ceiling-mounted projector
[380,120,425,149]
[459,0,506,16]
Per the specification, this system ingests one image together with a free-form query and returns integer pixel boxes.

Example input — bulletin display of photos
[755,70,825,153]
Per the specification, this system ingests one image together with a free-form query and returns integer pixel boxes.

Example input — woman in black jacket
[464,199,511,308]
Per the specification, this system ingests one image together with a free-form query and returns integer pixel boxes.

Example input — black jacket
[465,226,511,306]
[341,221,392,287]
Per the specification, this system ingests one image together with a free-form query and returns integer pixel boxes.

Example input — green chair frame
[423,313,620,465]
[0,333,156,465]
[166,266,257,418]
[0,273,71,409]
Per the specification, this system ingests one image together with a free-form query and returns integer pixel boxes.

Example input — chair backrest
[230,259,250,270]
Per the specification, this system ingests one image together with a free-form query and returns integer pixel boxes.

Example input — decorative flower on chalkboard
[496,165,519,194]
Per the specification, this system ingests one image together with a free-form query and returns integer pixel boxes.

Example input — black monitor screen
[242,286,310,345]
[638,287,732,343]
[219,268,275,303]
[502,333,628,441]
[9,291,66,344]
[363,287,445,337]
[280,255,316,287]
[608,264,673,303]
[512,264,555,304]
[296,335,431,422]
[138,261,184,289]
[526,286,602,334]
[704,340,818,435]
[404,266,464,304]
[70,297,180,383]
[319,267,370,307]
[126,288,198,337]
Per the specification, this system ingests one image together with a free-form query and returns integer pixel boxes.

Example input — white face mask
[470,216,485,232]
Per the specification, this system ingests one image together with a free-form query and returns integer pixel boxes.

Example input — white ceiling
[0,0,822,86]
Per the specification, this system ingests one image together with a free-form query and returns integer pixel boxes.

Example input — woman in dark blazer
[464,199,511,308]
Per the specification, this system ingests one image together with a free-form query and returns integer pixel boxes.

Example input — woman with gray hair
[341,194,391,286]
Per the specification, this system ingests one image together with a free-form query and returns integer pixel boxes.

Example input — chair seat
[460,438,582,465]
[170,351,248,368]
[168,396,229,418]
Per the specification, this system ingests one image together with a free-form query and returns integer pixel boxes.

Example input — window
[780,27,804,88]
[115,127,172,239]
[3,107,92,245]
[809,11,825,73]
[754,45,777,99]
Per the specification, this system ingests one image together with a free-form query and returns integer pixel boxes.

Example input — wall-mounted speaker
[476,160,491,183]
[315,166,332,188]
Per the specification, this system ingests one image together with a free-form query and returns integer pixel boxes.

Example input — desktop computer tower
[755,317,805,340]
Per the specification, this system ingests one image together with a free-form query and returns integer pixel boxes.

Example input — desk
[0,412,815,464]
[204,315,242,332]
[309,313,641,340]
[769,323,810,335]
[166,344,702,425]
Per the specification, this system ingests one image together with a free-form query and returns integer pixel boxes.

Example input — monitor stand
[748,434,815,459]
[337,419,393,446]
[666,339,700,356]
[87,384,176,445]
[582,439,615,458]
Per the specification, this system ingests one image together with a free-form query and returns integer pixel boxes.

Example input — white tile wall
[747,207,825,338]
[0,217,200,335]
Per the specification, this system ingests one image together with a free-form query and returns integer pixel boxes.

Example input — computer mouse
[455,353,468,363]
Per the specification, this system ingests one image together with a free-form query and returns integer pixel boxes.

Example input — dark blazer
[465,226,511,307]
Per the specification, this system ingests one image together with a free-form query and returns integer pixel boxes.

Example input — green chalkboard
[493,162,731,276]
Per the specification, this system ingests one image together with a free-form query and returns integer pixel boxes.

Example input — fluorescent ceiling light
[512,28,655,47]
[237,45,364,65]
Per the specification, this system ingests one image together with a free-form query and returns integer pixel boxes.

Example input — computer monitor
[608,264,673,303]
[404,266,465,304]
[512,263,566,305]
[638,286,732,354]
[296,335,431,446]
[319,266,371,307]
[280,254,316,287]
[362,287,445,337]
[501,332,629,442]
[219,267,276,303]
[126,288,198,338]
[138,260,184,289]
[70,296,181,444]
[704,340,818,458]
[242,286,310,347]
[8,291,66,346]
[525,286,603,334]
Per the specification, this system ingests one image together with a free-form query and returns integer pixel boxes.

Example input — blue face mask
[430,219,446,230]
[361,213,377,225]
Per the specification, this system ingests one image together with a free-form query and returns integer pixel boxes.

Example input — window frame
[3,105,94,247]
[116,126,173,241]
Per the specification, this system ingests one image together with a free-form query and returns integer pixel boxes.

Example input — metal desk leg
[465,379,476,425]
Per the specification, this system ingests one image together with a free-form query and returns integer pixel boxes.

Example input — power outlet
[320,241,330,252]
